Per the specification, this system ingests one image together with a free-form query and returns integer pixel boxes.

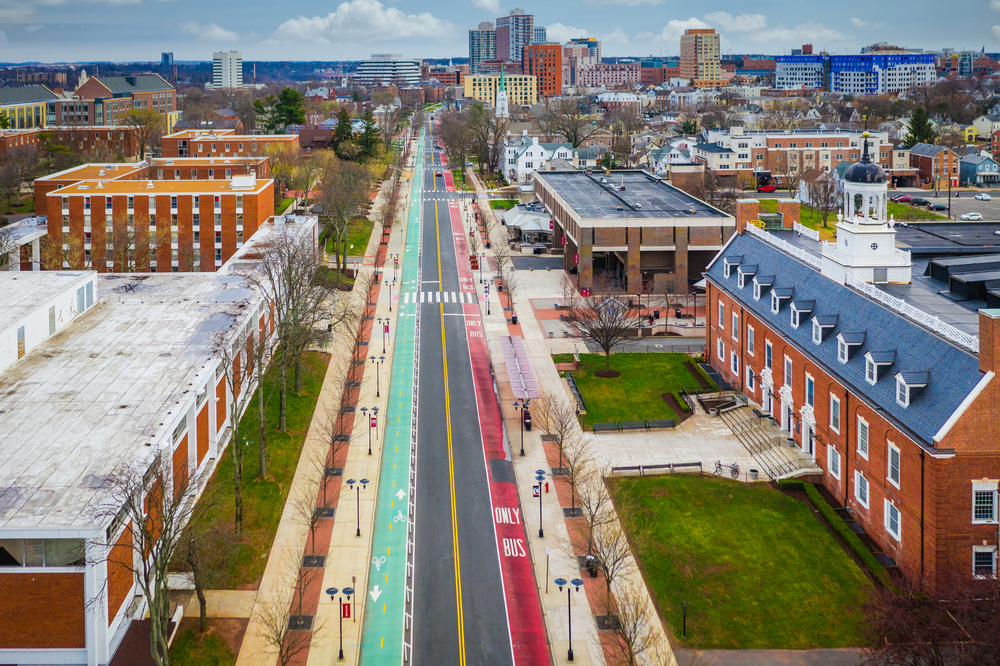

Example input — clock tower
[820,132,912,285]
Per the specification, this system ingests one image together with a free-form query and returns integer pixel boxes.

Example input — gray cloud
[271,0,452,43]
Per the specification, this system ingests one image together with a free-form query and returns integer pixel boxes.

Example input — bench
[646,419,676,430]
[620,421,647,432]
[593,422,620,433]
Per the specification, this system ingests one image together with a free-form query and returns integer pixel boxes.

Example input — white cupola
[820,132,912,285]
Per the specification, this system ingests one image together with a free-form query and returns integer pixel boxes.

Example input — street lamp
[389,253,399,283]
[553,578,584,662]
[360,406,379,455]
[485,283,491,316]
[513,398,530,457]
[346,479,369,537]
[325,586,355,661]
[535,469,546,538]
[370,355,385,397]
[376,317,389,354]
[384,279,393,311]
[478,252,486,284]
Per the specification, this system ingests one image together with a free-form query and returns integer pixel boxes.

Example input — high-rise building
[523,43,562,98]
[354,54,422,87]
[209,51,243,89]
[774,54,936,93]
[567,37,600,61]
[463,73,537,108]
[469,22,497,75]
[679,28,721,85]
[161,52,174,68]
[561,43,598,87]
[533,27,547,44]
[496,9,534,63]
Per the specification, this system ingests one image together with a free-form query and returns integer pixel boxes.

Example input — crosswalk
[403,291,478,304]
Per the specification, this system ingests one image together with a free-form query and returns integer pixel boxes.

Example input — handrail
[745,224,823,270]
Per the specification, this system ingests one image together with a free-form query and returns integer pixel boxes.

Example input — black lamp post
[376,317,388,354]
[390,253,399,283]
[513,398,530,457]
[326,586,355,661]
[347,479,368,537]
[370,355,385,397]
[554,577,584,662]
[485,283,491,316]
[535,470,546,538]
[384,279,393,311]
[479,252,485,284]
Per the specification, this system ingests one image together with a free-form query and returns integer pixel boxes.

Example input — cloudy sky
[0,0,995,64]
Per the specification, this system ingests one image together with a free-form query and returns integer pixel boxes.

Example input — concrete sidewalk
[674,649,862,666]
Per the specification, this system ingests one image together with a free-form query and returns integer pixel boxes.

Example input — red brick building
[160,129,299,158]
[50,73,175,126]
[0,126,144,159]
[909,143,960,189]
[522,43,563,99]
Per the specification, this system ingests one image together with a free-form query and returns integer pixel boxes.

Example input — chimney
[734,199,760,235]
[981,309,1000,375]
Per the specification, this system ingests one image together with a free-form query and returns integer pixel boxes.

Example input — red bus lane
[448,198,550,665]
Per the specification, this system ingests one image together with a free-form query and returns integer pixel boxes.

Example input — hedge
[779,479,895,590]
[690,361,719,390]
[671,389,691,412]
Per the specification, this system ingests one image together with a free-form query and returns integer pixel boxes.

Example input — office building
[496,9,534,63]
[0,85,57,130]
[680,28,721,85]
[774,54,936,94]
[522,43,562,98]
[50,72,175,126]
[206,51,243,90]
[533,27,547,44]
[354,54,421,87]
[160,129,299,158]
[463,74,537,108]
[469,22,497,75]
[161,52,174,68]
[568,37,600,61]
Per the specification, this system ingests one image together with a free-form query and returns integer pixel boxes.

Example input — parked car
[928,203,947,211]
[960,212,984,220]
[976,193,992,201]
[891,195,911,203]
[757,183,776,193]
[910,198,930,206]
[436,171,443,177]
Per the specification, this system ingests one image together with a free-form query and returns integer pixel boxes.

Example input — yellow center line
[436,200,466,665]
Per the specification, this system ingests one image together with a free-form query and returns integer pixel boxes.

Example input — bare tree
[575,461,614,556]
[123,109,164,160]
[92,454,209,666]
[561,437,591,516]
[806,175,843,228]
[293,454,326,558]
[0,227,16,270]
[108,212,170,272]
[212,328,248,534]
[540,98,602,148]
[255,550,321,666]
[591,505,634,608]
[500,262,521,315]
[0,145,39,208]
[317,157,371,278]
[293,157,323,214]
[602,576,662,666]
[566,279,638,373]
[535,391,579,470]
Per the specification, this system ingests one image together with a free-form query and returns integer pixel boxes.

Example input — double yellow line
[435,200,466,665]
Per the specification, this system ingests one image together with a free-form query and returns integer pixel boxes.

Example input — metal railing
[610,462,703,476]
[792,222,820,241]
[745,224,823,270]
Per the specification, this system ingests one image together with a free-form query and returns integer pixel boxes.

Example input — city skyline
[0,0,997,64]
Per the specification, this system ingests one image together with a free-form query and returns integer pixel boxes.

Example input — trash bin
[749,469,759,480]
[497,282,504,292]
[653,309,660,320]
[511,314,518,325]
[586,554,598,578]
[675,308,682,319]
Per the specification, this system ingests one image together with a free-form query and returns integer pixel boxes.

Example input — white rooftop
[0,271,88,335]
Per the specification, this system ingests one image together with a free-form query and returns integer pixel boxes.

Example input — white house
[503,136,574,184]
[972,114,1000,139]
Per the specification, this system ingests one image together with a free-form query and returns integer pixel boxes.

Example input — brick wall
[107,522,134,624]
[0,572,86,648]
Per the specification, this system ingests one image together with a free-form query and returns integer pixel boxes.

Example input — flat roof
[535,170,729,220]
[36,163,147,182]
[0,272,90,336]
[50,178,271,196]
[896,222,1000,249]
[0,271,258,532]
[164,130,297,142]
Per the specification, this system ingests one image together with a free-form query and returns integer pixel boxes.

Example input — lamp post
[376,317,388,354]
[485,283,490,316]
[479,252,486,284]
[384,279,393,312]
[370,355,385,397]
[347,479,369,537]
[325,587,355,661]
[390,253,399,283]
[553,578,584,662]
[513,398,530,457]
[535,469,546,538]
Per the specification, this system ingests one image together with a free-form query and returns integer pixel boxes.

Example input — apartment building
[207,51,243,90]
[522,43,562,99]
[908,143,960,189]
[0,218,316,665]
[496,9,534,63]
[534,169,735,293]
[575,62,641,89]
[706,149,999,590]
[596,92,641,114]
[775,54,936,94]
[463,74,537,108]
[50,72,175,126]
[160,129,299,158]
[679,28,722,87]
[469,22,497,74]
[45,175,274,273]
[0,85,57,130]
[354,54,421,87]
[561,44,598,87]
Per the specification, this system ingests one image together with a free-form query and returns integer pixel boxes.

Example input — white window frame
[884,500,901,541]
[837,337,848,364]
[747,325,755,356]
[895,375,910,407]
[857,417,869,460]
[973,545,998,578]
[828,444,841,480]
[753,281,761,300]
[865,356,877,385]
[718,300,724,327]
[830,394,841,433]
[771,291,779,314]
[790,308,800,329]
[765,340,772,370]
[972,483,998,523]
[730,350,739,376]
[731,312,739,341]
[717,337,724,361]
[746,365,755,392]
[723,261,732,278]
[737,271,746,288]
[887,442,901,488]
[783,356,792,389]
[855,471,869,508]
[805,374,815,408]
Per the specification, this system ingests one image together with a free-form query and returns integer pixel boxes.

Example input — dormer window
[812,315,838,345]
[736,264,757,289]
[836,332,865,364]
[812,318,822,344]
[838,337,848,363]
[771,291,779,313]
[864,350,896,385]
[894,372,928,408]
[789,300,814,329]
[753,275,773,301]
[771,287,793,314]
[723,255,742,279]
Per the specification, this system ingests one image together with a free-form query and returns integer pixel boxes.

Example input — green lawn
[553,353,710,428]
[194,351,330,589]
[170,629,236,666]
[0,193,34,217]
[489,199,517,210]
[886,200,947,221]
[757,198,945,243]
[324,217,375,257]
[275,197,294,215]
[610,475,870,649]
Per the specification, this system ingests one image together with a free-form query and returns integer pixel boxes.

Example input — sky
[0,0,995,64]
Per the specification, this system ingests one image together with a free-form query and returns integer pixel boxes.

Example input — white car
[975,193,991,201]
[960,212,983,221]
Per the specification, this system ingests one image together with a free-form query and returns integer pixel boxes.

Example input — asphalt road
[411,122,515,666]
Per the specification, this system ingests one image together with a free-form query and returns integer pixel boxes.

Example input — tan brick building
[160,129,299,159]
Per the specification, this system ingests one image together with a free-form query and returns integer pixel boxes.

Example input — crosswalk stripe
[435,292,441,303]
[415,291,479,304]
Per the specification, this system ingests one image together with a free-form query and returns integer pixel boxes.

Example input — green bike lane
[358,130,424,665]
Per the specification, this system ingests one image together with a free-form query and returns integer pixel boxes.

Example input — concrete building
[160,129,299,159]
[575,62,640,89]
[596,92,641,114]
[561,44,598,87]
[567,37,600,61]
[679,28,721,86]
[522,43,562,99]
[51,72,175,126]
[0,85,57,130]
[469,22,497,75]
[532,27,547,44]
[775,54,936,94]
[0,218,317,665]
[354,54,421,87]
[496,9,534,64]
[533,169,735,293]
[463,74,537,109]
[705,148,1000,590]
[161,52,174,68]
[206,51,243,90]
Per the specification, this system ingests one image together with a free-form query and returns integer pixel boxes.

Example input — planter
[709,408,718,416]
[749,469,759,481]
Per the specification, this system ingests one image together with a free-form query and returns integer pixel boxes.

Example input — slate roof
[909,143,951,158]
[0,85,57,105]
[695,143,735,155]
[706,233,983,446]
[96,75,172,95]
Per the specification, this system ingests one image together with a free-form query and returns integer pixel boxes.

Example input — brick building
[575,63,641,89]
[522,43,562,99]
[45,175,274,273]
[50,72,175,126]
[908,143,960,189]
[160,129,299,158]
[706,146,999,589]
[0,125,146,160]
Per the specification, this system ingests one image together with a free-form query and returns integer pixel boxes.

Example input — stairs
[718,406,821,480]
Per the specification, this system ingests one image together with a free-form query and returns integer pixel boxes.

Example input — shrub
[690,360,718,390]
[671,389,691,412]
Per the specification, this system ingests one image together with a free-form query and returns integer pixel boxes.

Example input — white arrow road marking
[396,489,407,500]
[370,585,383,602]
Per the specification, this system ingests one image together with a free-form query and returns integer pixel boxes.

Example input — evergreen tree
[359,110,380,159]
[253,95,281,133]
[903,107,937,148]
[276,88,306,128]
[333,108,353,147]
